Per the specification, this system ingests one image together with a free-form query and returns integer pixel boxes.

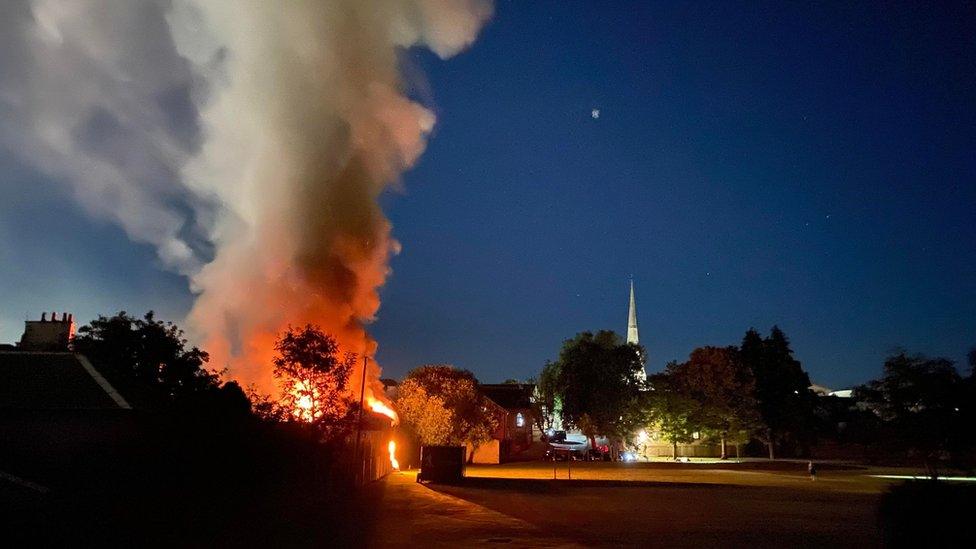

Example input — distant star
[591,108,600,119]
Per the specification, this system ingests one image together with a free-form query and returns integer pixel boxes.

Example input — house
[0,314,136,493]
[469,383,536,464]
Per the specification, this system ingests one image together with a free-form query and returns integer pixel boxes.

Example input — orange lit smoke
[189,223,399,416]
[178,2,493,416]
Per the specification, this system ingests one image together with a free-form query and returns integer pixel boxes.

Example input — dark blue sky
[2,1,974,388]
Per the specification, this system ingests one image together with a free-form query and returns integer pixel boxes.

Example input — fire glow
[369,399,399,425]
[388,440,400,471]
[288,389,397,425]
[295,395,314,419]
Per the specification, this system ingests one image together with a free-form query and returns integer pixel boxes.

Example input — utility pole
[354,354,369,484]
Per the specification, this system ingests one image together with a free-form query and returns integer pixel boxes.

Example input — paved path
[363,471,581,548]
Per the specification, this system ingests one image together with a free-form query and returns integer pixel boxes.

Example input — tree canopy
[854,351,966,474]
[645,372,698,456]
[548,331,645,446]
[533,361,561,433]
[271,325,356,436]
[72,311,228,409]
[666,346,762,458]
[395,365,497,447]
[739,327,816,458]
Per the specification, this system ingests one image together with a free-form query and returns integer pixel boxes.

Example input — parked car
[545,438,587,461]
[543,430,567,443]
[587,445,611,461]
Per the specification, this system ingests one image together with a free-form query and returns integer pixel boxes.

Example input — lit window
[692,431,700,440]
[516,412,525,427]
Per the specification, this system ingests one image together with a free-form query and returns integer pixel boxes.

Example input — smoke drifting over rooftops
[0,0,493,402]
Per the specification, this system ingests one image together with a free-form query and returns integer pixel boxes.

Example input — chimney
[19,311,76,351]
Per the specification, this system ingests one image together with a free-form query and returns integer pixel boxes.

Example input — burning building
[347,408,402,484]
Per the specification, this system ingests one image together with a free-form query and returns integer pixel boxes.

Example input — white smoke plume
[0,0,493,403]
[0,0,207,273]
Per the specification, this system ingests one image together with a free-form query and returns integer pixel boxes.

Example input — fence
[642,442,732,459]
[333,428,397,485]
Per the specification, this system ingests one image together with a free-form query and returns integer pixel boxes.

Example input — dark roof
[480,383,534,410]
[0,352,127,410]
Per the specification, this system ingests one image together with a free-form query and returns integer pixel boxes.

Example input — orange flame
[369,399,399,425]
[388,440,400,471]
[294,394,315,421]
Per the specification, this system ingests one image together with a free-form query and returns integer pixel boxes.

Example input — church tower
[627,279,639,345]
[627,279,647,381]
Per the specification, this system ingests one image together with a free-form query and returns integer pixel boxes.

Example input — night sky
[2,1,974,389]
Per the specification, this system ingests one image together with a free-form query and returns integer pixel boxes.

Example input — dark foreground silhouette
[2,414,375,547]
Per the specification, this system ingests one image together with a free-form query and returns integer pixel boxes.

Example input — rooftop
[0,351,130,410]
[480,383,534,410]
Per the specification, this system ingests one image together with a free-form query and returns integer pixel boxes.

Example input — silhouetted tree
[72,311,221,408]
[396,365,497,452]
[964,349,976,466]
[854,351,965,476]
[272,325,355,438]
[740,327,816,458]
[550,331,645,450]
[667,346,762,459]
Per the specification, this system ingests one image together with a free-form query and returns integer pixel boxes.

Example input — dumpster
[417,445,465,484]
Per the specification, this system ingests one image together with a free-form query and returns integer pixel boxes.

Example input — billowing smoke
[0,0,492,405]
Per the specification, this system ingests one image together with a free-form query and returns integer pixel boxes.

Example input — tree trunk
[720,435,727,460]
[767,429,775,460]
[672,441,678,460]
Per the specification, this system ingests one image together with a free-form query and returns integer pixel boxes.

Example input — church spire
[627,278,647,382]
[627,278,639,345]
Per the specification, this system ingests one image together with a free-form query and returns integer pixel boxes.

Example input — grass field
[361,461,904,547]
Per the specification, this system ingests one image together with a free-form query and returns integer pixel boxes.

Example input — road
[360,470,577,548]
[364,461,897,548]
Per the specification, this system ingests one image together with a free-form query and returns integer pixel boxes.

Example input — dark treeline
[539,326,976,471]
[852,351,976,474]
